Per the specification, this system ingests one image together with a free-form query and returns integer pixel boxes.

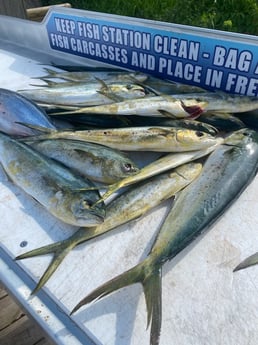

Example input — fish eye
[195,131,205,137]
[82,199,92,209]
[123,163,133,172]
[242,130,250,136]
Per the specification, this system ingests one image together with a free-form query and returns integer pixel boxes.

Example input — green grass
[43,0,258,35]
[43,0,174,21]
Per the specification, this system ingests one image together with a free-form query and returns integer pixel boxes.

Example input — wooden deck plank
[0,283,54,345]
[0,293,24,330]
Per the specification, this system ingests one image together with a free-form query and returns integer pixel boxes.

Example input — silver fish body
[18,81,147,107]
[177,92,258,114]
[0,88,56,136]
[52,94,208,118]
[24,138,139,184]
[40,67,148,83]
[0,132,105,226]
[149,128,258,264]
[100,140,223,202]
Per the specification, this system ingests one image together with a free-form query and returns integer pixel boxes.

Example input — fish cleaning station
[0,4,258,345]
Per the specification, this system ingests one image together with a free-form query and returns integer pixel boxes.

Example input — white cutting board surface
[0,48,258,345]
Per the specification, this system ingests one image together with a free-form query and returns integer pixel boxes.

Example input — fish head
[70,193,106,227]
[108,158,139,182]
[224,128,258,146]
[175,129,219,150]
[110,83,147,99]
[53,189,106,227]
[128,72,148,83]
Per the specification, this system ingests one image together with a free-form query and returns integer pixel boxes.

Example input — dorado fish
[16,162,202,293]
[0,88,56,136]
[197,112,245,132]
[18,80,148,108]
[49,113,132,129]
[0,132,105,226]
[50,94,208,118]
[39,69,204,94]
[126,114,218,135]
[22,126,219,152]
[71,128,258,345]
[39,67,148,83]
[99,140,223,202]
[176,92,258,114]
[23,138,139,184]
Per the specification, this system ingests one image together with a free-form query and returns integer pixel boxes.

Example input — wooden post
[24,0,42,7]
[26,3,72,22]
[0,0,27,19]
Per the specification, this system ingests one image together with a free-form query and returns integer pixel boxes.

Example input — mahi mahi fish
[16,162,202,294]
[71,128,258,345]
[22,126,219,152]
[18,80,148,108]
[50,94,208,118]
[0,132,105,226]
[22,138,139,184]
[39,67,148,83]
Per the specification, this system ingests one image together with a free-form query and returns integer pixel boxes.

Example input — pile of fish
[1,65,258,345]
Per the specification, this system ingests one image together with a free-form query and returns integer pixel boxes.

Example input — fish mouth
[76,211,105,227]
[71,199,106,227]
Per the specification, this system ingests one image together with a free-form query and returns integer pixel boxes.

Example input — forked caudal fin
[15,122,56,134]
[233,251,258,272]
[71,258,163,345]
[16,238,77,294]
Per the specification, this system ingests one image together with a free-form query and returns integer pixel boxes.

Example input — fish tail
[28,81,49,88]
[50,107,88,116]
[31,248,70,294]
[41,67,58,78]
[41,79,62,87]
[233,252,258,272]
[144,267,162,345]
[16,238,76,294]
[15,242,61,259]
[71,258,162,345]
[15,122,56,134]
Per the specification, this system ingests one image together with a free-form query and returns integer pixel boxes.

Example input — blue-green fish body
[0,132,105,226]
[24,138,139,184]
[71,129,258,345]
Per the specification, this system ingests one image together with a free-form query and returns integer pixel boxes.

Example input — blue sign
[46,12,258,96]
